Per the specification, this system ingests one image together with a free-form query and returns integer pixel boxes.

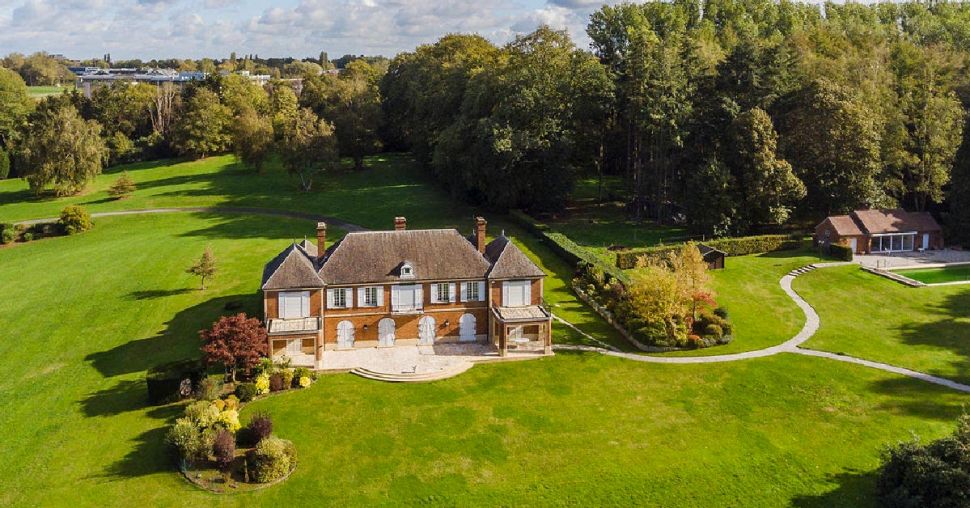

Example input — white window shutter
[326,289,335,308]
[301,291,310,316]
[449,283,457,303]
[357,287,366,307]
[417,285,424,309]
[391,286,400,308]
[431,283,439,303]
[278,293,288,318]
[524,281,532,305]
[460,282,467,302]
[478,281,486,302]
[502,282,509,307]
[376,286,385,307]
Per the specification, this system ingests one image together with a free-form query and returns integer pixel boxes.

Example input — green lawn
[2,155,970,506]
[798,265,970,384]
[27,84,75,98]
[894,264,970,285]
[0,214,966,506]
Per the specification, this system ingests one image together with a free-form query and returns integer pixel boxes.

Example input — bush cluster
[876,415,970,506]
[616,234,806,269]
[166,399,240,465]
[58,205,93,235]
[248,436,297,483]
[239,413,274,447]
[235,382,257,402]
[828,242,854,261]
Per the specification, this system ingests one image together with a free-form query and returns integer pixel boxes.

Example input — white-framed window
[502,280,532,307]
[357,286,382,307]
[461,281,485,302]
[279,291,310,319]
[391,284,423,312]
[432,282,455,304]
[327,287,351,309]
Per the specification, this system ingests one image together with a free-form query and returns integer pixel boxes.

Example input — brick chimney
[316,222,327,261]
[475,217,487,253]
[394,216,407,231]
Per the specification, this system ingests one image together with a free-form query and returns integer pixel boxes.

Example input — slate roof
[317,229,493,285]
[484,236,546,279]
[261,243,324,290]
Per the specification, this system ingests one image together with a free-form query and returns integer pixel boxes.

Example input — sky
[0,0,630,60]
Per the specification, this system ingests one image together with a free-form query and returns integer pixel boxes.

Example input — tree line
[0,60,385,194]
[379,1,970,244]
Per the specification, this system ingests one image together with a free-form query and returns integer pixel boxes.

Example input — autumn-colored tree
[668,242,715,323]
[200,313,268,382]
[187,247,217,290]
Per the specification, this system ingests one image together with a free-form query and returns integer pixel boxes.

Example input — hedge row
[508,210,628,284]
[616,234,808,269]
[146,359,206,405]
[828,243,854,261]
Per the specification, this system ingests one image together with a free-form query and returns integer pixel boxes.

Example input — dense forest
[5,1,970,243]
[380,1,970,244]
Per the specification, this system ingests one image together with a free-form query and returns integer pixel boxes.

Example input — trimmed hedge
[508,210,628,283]
[829,243,854,261]
[146,359,205,405]
[616,234,807,269]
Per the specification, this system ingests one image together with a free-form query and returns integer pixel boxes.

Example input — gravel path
[14,207,970,392]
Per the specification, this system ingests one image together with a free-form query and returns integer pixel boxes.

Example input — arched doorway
[378,318,396,347]
[459,313,476,342]
[336,320,355,348]
[418,316,436,345]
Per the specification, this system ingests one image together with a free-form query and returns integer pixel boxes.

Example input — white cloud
[0,0,623,59]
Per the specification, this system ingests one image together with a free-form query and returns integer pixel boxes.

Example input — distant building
[75,68,207,98]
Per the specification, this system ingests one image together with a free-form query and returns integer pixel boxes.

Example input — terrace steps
[787,265,818,278]
[350,362,474,383]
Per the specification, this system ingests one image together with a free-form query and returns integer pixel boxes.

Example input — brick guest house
[814,208,943,254]
[260,217,552,368]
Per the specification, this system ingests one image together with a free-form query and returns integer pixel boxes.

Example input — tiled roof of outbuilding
[261,243,325,290]
[485,236,546,279]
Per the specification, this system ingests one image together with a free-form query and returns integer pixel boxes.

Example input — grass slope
[797,265,970,384]
[894,265,970,284]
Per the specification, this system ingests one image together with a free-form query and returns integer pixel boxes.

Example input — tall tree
[0,67,32,149]
[233,107,274,172]
[16,98,107,196]
[277,107,339,191]
[302,60,383,170]
[172,88,232,158]
[200,313,268,382]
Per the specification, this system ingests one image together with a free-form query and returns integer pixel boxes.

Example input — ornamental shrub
[58,205,93,235]
[248,436,296,483]
[195,376,222,401]
[235,382,257,402]
[21,232,33,242]
[703,323,724,339]
[223,394,239,411]
[269,372,285,392]
[166,418,214,464]
[829,242,854,262]
[280,369,294,389]
[293,367,314,385]
[255,373,270,395]
[212,430,236,472]
[184,400,220,429]
[146,359,204,405]
[214,409,241,433]
[1,228,15,244]
[240,413,273,447]
[299,376,311,388]
[107,171,136,199]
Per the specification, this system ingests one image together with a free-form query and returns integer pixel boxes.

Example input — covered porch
[491,306,553,356]
[267,316,322,367]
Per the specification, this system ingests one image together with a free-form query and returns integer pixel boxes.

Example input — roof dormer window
[400,262,414,279]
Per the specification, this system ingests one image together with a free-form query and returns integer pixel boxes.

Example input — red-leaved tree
[200,313,268,382]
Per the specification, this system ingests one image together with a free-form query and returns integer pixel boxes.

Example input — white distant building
[75,68,207,98]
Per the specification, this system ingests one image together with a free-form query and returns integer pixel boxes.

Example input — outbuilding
[814,209,943,254]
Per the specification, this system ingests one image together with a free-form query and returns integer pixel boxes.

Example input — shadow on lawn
[865,375,968,422]
[790,468,879,508]
[85,293,260,380]
[897,289,970,384]
[89,403,183,480]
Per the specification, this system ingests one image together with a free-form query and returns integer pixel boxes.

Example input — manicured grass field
[798,265,970,384]
[2,155,969,506]
[26,84,75,98]
[894,264,970,284]
[0,214,965,506]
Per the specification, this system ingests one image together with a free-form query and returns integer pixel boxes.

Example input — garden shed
[698,244,725,270]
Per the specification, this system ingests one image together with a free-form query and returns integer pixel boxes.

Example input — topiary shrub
[829,242,854,262]
[1,228,14,244]
[235,382,257,402]
[247,436,296,483]
[58,205,92,235]
[212,429,236,473]
[239,412,273,447]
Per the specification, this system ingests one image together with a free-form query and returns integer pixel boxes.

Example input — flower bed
[164,359,315,493]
